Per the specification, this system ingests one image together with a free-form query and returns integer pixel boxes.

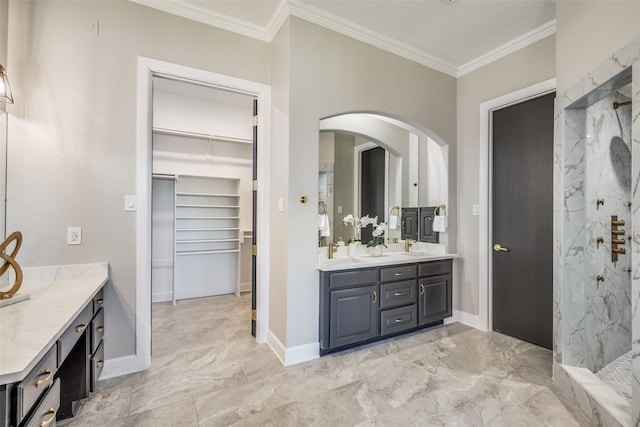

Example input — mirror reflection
[0,110,6,240]
[319,113,446,247]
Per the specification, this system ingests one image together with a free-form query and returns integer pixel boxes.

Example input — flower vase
[369,245,384,257]
[347,242,360,257]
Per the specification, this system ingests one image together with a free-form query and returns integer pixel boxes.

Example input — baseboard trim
[446,309,486,331]
[100,354,149,380]
[267,330,319,366]
[239,282,251,293]
[152,291,173,303]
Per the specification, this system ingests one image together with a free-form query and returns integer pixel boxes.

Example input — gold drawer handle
[420,283,425,295]
[394,292,405,296]
[394,272,404,276]
[75,323,87,333]
[96,360,104,369]
[372,291,377,304]
[95,298,104,305]
[394,318,404,323]
[35,369,52,388]
[96,326,105,333]
[40,408,56,427]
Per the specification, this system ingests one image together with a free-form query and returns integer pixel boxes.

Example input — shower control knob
[596,275,605,282]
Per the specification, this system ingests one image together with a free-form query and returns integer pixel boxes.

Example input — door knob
[493,244,508,252]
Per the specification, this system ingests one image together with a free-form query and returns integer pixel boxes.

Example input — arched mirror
[318,113,448,247]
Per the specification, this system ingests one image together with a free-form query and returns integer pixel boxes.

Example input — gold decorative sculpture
[0,231,25,305]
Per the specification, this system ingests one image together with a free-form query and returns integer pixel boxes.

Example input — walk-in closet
[150,76,255,354]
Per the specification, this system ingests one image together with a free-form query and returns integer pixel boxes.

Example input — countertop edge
[317,254,457,272]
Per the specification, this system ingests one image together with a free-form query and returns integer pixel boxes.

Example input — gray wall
[456,35,556,316]
[556,1,640,92]
[5,0,270,358]
[281,17,457,347]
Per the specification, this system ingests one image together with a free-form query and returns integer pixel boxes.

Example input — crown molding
[129,0,271,42]
[285,1,458,77]
[457,20,556,77]
[129,0,555,78]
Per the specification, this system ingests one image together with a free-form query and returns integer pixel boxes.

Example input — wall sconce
[0,65,14,104]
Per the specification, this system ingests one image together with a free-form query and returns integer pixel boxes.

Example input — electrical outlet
[67,227,82,245]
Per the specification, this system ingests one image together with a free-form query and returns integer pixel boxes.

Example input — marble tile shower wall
[585,92,632,373]
[554,35,640,425]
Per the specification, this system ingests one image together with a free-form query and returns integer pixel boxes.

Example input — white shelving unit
[174,175,241,301]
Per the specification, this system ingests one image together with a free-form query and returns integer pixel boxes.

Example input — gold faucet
[404,239,415,252]
[328,243,338,259]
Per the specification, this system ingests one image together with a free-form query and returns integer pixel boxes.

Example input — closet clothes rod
[153,127,252,145]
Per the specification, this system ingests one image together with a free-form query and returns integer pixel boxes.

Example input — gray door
[492,92,555,349]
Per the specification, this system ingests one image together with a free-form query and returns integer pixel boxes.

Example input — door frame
[132,57,271,374]
[478,78,555,332]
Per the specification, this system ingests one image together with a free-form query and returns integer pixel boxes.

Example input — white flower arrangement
[342,214,387,247]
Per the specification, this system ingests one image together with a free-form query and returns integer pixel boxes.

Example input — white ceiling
[131,0,556,77]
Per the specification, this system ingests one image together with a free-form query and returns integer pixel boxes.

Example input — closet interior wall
[151,76,255,303]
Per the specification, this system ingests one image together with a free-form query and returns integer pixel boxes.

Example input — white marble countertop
[317,251,456,271]
[0,262,108,385]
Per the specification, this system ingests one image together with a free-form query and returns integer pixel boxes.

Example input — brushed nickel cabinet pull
[96,298,104,305]
[420,283,425,295]
[96,326,104,333]
[394,291,405,296]
[394,318,404,323]
[35,369,52,388]
[394,272,404,276]
[40,408,56,427]
[75,323,87,333]
[96,360,104,369]
[372,291,377,304]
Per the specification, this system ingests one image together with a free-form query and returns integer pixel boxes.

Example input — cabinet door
[400,208,418,241]
[329,285,379,348]
[418,275,451,325]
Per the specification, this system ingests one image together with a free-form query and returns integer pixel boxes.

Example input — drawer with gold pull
[90,340,104,392]
[92,288,104,315]
[22,378,60,427]
[379,280,416,309]
[16,346,57,424]
[380,264,416,283]
[90,307,105,354]
[380,304,417,336]
[57,303,92,366]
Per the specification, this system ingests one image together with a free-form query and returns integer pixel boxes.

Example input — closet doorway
[150,76,256,356]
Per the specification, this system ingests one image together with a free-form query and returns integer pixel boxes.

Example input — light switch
[125,195,137,212]
[278,197,284,212]
[338,205,343,214]
[472,204,479,216]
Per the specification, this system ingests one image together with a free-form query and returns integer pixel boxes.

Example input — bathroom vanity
[318,253,453,354]
[0,263,108,427]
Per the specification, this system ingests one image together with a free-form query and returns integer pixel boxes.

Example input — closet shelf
[176,227,240,232]
[177,192,240,197]
[176,216,240,220]
[176,204,240,208]
[154,127,252,145]
[176,249,241,256]
[176,238,240,244]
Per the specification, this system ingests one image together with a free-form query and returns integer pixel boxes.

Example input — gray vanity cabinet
[320,259,452,354]
[418,259,452,325]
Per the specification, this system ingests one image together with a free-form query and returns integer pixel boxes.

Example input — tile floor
[65,293,595,426]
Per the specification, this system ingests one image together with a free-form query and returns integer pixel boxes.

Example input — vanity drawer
[57,303,92,365]
[22,378,60,427]
[92,288,104,314]
[329,269,377,289]
[380,264,416,282]
[91,308,105,354]
[381,305,417,336]
[91,340,105,392]
[379,280,416,309]
[418,259,452,277]
[16,346,57,424]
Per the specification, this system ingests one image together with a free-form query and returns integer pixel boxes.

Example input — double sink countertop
[0,262,109,385]
[317,242,456,271]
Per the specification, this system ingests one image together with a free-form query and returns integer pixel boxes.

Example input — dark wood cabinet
[320,258,452,354]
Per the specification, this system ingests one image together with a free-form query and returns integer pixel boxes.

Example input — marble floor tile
[66,292,595,426]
